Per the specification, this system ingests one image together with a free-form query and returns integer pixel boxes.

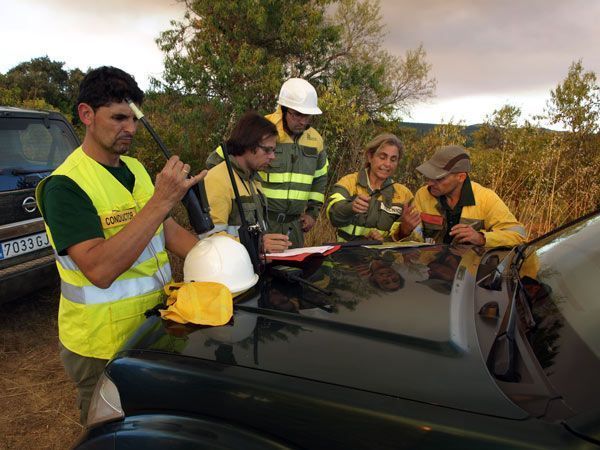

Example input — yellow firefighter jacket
[414,179,527,247]
[326,169,414,241]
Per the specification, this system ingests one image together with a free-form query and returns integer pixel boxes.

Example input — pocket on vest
[109,293,163,349]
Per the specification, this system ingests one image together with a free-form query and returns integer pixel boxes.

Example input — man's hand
[351,194,370,214]
[397,202,420,238]
[449,224,486,245]
[262,233,292,253]
[152,155,207,212]
[300,213,316,232]
[68,156,206,289]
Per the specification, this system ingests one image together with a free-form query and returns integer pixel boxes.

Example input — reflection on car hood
[126,244,526,420]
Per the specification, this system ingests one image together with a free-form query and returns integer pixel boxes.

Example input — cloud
[2,0,598,124]
[380,0,600,99]
[22,0,184,16]
[0,0,186,89]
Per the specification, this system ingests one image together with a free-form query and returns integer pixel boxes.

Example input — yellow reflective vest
[36,147,171,359]
[414,180,527,247]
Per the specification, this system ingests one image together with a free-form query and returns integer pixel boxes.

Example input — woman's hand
[366,229,384,241]
[352,194,371,214]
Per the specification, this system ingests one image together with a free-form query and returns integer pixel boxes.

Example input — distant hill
[398,122,482,147]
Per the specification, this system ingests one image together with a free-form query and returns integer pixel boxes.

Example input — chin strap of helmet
[221,143,263,274]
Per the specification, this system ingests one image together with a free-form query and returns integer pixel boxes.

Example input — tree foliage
[547,60,600,136]
[473,104,522,150]
[152,0,436,174]
[327,0,435,117]
[0,56,84,119]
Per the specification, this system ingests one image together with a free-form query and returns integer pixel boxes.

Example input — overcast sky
[1,0,599,127]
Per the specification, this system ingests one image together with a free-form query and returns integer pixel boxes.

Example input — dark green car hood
[124,244,527,420]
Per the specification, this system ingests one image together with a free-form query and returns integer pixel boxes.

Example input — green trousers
[59,343,108,425]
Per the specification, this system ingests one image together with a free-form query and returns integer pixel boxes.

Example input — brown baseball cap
[416,145,471,180]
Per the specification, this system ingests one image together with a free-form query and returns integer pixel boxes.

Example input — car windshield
[520,213,600,414]
[0,117,75,190]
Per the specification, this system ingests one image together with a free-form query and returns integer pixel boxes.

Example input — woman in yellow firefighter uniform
[326,133,420,242]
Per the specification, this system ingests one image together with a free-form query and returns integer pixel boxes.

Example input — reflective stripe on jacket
[36,147,170,359]
[326,169,414,242]
[413,180,527,247]
[205,107,328,237]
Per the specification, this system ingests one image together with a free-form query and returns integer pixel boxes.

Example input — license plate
[0,232,50,260]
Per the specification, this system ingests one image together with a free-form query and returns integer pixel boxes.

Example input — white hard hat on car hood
[184,235,259,295]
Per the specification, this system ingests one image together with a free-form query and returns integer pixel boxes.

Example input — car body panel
[125,245,525,420]
[75,211,600,449]
[0,106,79,302]
[74,413,295,450]
[76,350,583,450]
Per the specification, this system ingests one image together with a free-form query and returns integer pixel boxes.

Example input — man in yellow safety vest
[36,66,206,423]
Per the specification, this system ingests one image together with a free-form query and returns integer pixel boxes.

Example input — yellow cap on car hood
[160,281,233,326]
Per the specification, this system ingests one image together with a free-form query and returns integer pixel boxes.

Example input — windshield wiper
[486,244,536,382]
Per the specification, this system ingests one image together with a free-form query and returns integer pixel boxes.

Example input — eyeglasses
[257,144,276,154]
[287,109,312,121]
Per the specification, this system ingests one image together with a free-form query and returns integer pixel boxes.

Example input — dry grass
[471,133,600,238]
[0,284,81,450]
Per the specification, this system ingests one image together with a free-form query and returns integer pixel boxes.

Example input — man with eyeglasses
[204,111,292,253]
[411,145,526,247]
[207,78,327,248]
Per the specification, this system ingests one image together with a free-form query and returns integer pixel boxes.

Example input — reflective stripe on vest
[314,160,328,178]
[258,171,315,185]
[326,192,346,217]
[308,191,325,202]
[261,187,308,201]
[61,262,171,305]
[54,233,166,271]
[257,160,328,185]
[260,187,325,203]
[203,223,240,238]
[338,223,390,239]
[506,225,527,236]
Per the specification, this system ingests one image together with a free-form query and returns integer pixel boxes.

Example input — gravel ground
[0,283,81,450]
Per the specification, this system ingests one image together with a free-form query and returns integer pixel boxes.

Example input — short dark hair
[226,111,277,156]
[77,66,144,109]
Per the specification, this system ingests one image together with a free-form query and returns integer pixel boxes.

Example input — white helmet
[277,78,322,115]
[184,235,259,295]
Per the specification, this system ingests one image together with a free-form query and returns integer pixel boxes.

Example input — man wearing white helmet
[207,78,327,248]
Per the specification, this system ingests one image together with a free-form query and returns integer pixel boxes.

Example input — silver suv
[0,107,79,302]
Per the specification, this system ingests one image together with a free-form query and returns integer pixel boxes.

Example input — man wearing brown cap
[412,145,526,247]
